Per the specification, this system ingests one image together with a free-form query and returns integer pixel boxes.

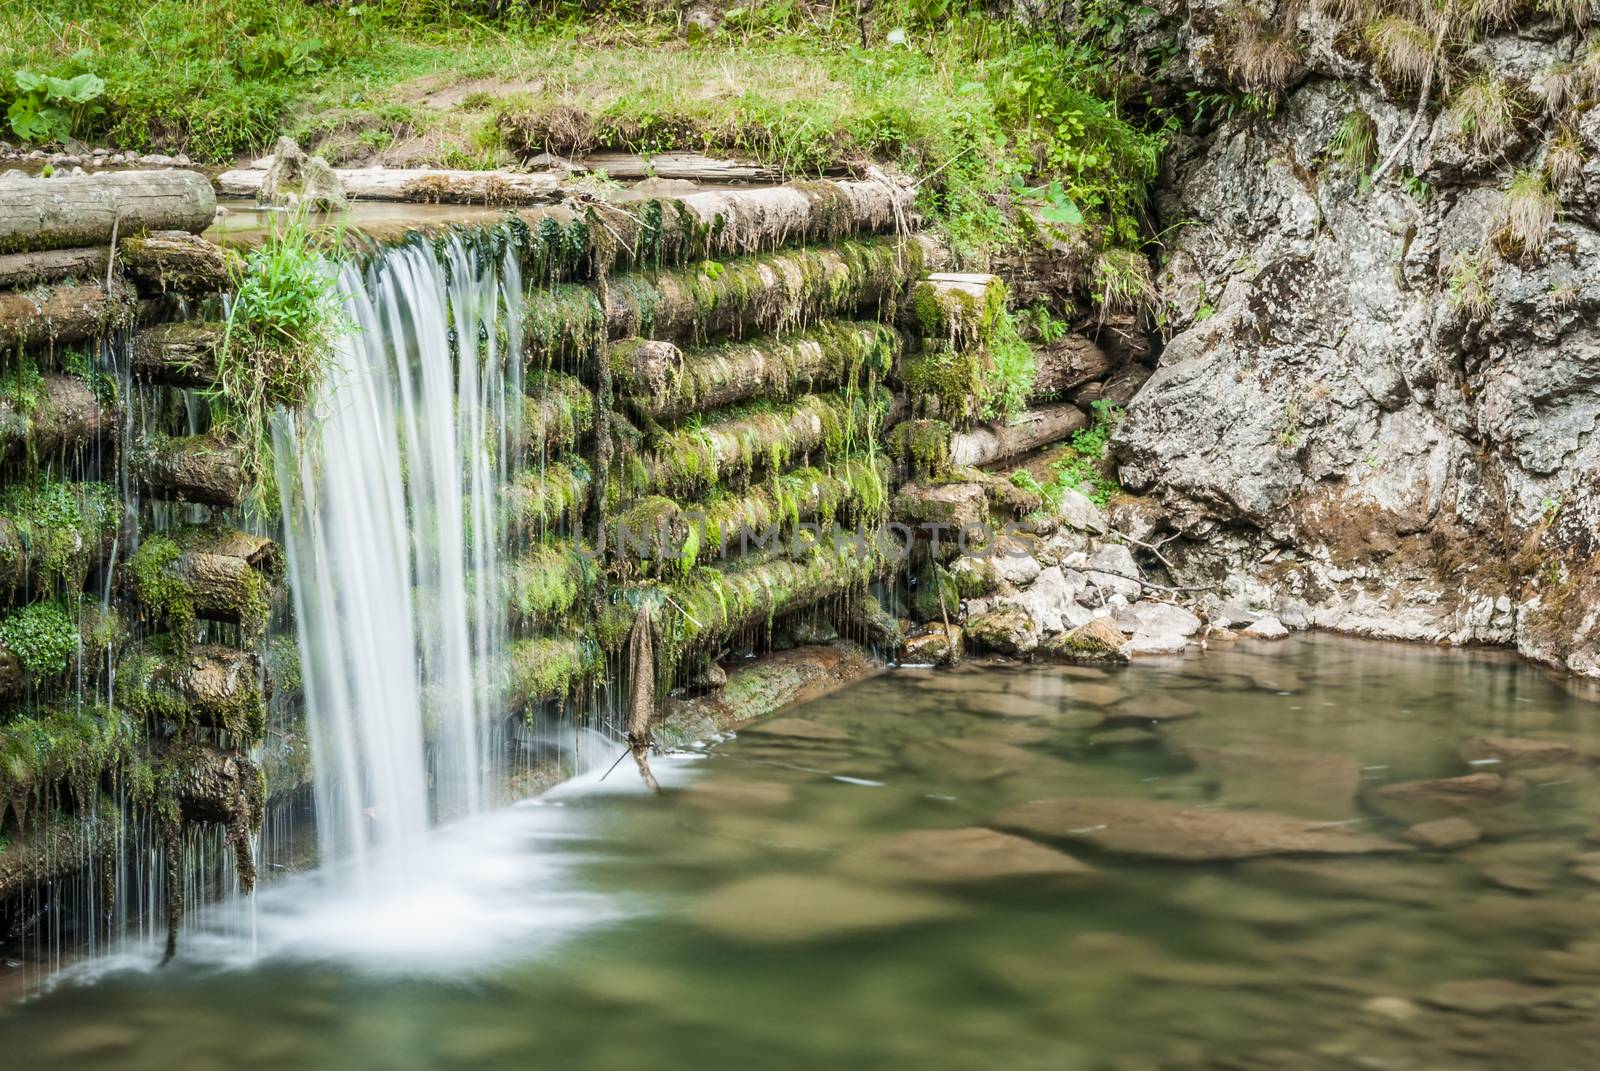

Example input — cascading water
[272,233,525,890]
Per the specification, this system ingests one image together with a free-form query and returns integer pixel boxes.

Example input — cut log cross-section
[132,431,251,508]
[118,644,269,736]
[0,170,217,255]
[127,527,283,635]
[130,321,225,387]
[120,231,236,298]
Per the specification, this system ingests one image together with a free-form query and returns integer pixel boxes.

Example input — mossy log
[607,458,888,574]
[127,527,282,636]
[503,635,602,708]
[0,803,119,901]
[218,166,562,205]
[911,272,1006,347]
[639,391,886,499]
[119,231,237,298]
[130,321,224,387]
[504,541,592,628]
[0,247,108,289]
[0,374,120,467]
[116,644,268,737]
[661,642,876,742]
[614,321,899,421]
[948,403,1089,469]
[523,235,943,361]
[0,282,122,352]
[0,170,217,255]
[0,482,119,603]
[519,371,595,459]
[640,532,884,660]
[502,461,592,536]
[600,179,912,268]
[1031,334,1115,398]
[0,704,141,830]
[132,431,250,508]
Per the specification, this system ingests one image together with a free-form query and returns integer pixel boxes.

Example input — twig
[1077,565,1215,594]
[663,592,703,630]
[598,746,631,782]
[1370,17,1449,184]
[105,208,122,292]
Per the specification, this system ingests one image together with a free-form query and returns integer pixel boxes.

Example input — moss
[521,370,595,455]
[115,640,268,739]
[0,600,79,677]
[524,283,606,363]
[127,535,195,637]
[504,634,603,709]
[910,562,960,624]
[0,702,142,827]
[888,419,953,481]
[0,479,118,593]
[503,460,592,535]
[505,540,593,626]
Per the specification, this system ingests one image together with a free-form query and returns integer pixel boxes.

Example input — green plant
[1447,246,1494,317]
[1364,17,1436,87]
[1227,10,1303,93]
[6,69,106,144]
[1092,247,1153,313]
[1447,77,1519,158]
[1329,108,1378,175]
[1495,169,1559,259]
[1543,127,1585,188]
[1010,398,1123,508]
[984,306,1035,422]
[0,600,78,677]
[216,207,346,508]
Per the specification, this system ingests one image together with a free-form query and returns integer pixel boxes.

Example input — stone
[1422,979,1587,1016]
[1365,773,1517,824]
[1404,816,1483,850]
[1121,632,1187,657]
[891,480,987,531]
[965,607,1039,656]
[1089,727,1161,747]
[1109,695,1197,722]
[1459,736,1585,769]
[687,874,961,942]
[742,717,848,741]
[994,797,1412,861]
[1056,487,1108,534]
[833,827,1095,884]
[682,778,794,810]
[1184,739,1362,818]
[900,624,963,666]
[1040,617,1129,664]
[1064,682,1124,707]
[1082,542,1142,599]
[1008,565,1083,634]
[1241,615,1289,639]
[1362,996,1421,1021]
[1112,601,1202,638]
[991,548,1042,587]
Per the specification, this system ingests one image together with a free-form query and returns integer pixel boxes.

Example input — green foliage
[6,66,106,143]
[0,600,78,677]
[1011,398,1122,508]
[1447,246,1494,318]
[1495,169,1559,260]
[1447,76,1520,158]
[984,306,1035,422]
[217,209,345,509]
[0,480,118,590]
[1328,108,1378,177]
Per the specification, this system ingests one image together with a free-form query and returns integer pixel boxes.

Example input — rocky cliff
[1104,2,1600,674]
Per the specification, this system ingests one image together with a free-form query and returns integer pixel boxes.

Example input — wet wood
[1030,335,1116,398]
[948,403,1089,469]
[0,374,119,466]
[662,643,877,737]
[217,165,562,205]
[0,247,108,289]
[0,282,118,351]
[119,231,236,298]
[0,170,216,254]
[130,321,226,387]
[578,151,779,182]
[119,644,268,734]
[129,528,283,629]
[132,431,250,507]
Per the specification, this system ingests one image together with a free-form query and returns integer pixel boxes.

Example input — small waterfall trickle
[273,233,525,891]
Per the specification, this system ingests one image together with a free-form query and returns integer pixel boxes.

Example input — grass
[0,1,1166,261]
[1011,398,1122,509]
[216,207,346,509]
[1226,10,1303,92]
[1447,76,1520,158]
[1495,169,1559,260]
[1328,108,1378,175]
[1447,246,1494,317]
[1363,16,1437,87]
[1543,127,1585,188]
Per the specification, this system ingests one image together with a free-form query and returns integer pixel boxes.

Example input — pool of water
[7,635,1600,1069]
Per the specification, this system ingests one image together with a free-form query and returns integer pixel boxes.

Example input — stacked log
[130,321,225,387]
[0,374,119,466]
[947,403,1090,469]
[126,527,283,635]
[0,247,108,289]
[117,644,269,736]
[218,166,562,206]
[132,432,251,508]
[0,282,121,351]
[0,170,216,254]
[120,231,236,298]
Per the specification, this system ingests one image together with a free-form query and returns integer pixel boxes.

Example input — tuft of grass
[1540,0,1600,26]
[1447,76,1520,159]
[216,207,345,509]
[1092,247,1154,315]
[1329,108,1378,174]
[1364,16,1437,87]
[1228,11,1303,92]
[1495,169,1559,260]
[1447,246,1494,317]
[1543,127,1586,188]
[1465,0,1524,27]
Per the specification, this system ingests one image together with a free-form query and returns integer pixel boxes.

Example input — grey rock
[1241,615,1288,639]
[1082,542,1141,600]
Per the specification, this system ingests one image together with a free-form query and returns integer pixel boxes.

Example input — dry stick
[1370,16,1451,185]
[1077,564,1215,594]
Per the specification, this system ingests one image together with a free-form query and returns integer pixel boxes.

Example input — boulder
[965,607,1039,656]
[1241,615,1289,639]
[1184,739,1362,819]
[1121,633,1188,657]
[1404,816,1483,850]
[1040,616,1128,663]
[1112,601,1202,638]
[1081,543,1142,599]
[994,797,1412,861]
[833,827,1095,884]
[1008,566,1083,635]
[900,624,963,666]
[1459,736,1586,769]
[1365,773,1520,827]
[1056,487,1107,535]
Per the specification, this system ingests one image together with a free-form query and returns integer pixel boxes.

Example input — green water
[7,635,1600,1070]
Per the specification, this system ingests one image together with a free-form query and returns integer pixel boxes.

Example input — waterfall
[272,234,525,890]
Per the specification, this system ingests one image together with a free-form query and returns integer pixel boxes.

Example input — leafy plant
[1010,398,1123,508]
[216,208,347,508]
[1329,108,1378,176]
[6,69,106,144]
[0,600,78,677]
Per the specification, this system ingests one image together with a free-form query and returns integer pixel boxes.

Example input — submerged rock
[1365,773,1518,825]
[834,827,1095,884]
[687,874,961,943]
[1459,736,1586,769]
[742,716,849,741]
[965,607,1039,656]
[994,797,1411,861]
[1183,739,1362,819]
[1404,817,1483,850]
[1241,615,1289,640]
